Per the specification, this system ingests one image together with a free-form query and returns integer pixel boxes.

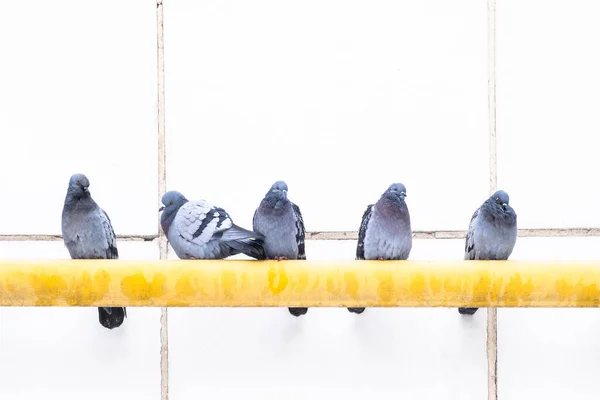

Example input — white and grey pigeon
[459,190,517,315]
[61,173,127,330]
[160,190,266,260]
[252,181,307,317]
[351,183,412,314]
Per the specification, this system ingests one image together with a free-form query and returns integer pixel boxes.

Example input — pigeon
[458,190,517,315]
[159,190,266,260]
[252,181,307,317]
[61,173,127,330]
[350,183,412,314]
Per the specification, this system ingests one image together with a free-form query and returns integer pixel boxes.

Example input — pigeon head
[383,183,407,203]
[268,181,288,196]
[159,190,188,235]
[66,173,91,200]
[489,190,510,211]
[262,180,289,209]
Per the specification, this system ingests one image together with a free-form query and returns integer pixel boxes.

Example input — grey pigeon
[61,173,127,330]
[160,190,266,260]
[350,183,412,314]
[252,181,307,317]
[459,190,517,315]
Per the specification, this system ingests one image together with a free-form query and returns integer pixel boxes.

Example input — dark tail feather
[458,307,478,315]
[289,307,308,317]
[348,307,365,314]
[223,225,267,260]
[98,307,127,329]
[227,238,266,260]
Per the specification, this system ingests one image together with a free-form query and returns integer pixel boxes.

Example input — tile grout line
[3,227,600,242]
[156,1,169,399]
[487,0,498,399]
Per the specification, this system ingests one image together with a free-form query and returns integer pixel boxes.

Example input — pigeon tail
[98,307,127,329]
[223,224,266,260]
[288,307,308,317]
[458,307,478,315]
[348,307,366,314]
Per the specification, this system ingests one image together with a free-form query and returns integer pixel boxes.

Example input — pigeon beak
[83,186,89,193]
[502,203,507,211]
[159,206,165,212]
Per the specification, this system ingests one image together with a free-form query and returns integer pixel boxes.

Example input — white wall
[1,0,599,399]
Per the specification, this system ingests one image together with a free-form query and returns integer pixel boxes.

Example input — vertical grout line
[488,0,497,195]
[156,0,169,400]
[487,0,498,400]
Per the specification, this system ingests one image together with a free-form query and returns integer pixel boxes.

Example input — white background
[1,0,600,399]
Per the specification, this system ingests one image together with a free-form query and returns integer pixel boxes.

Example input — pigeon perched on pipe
[252,181,307,317]
[61,173,127,330]
[351,183,412,314]
[458,190,517,315]
[160,190,265,260]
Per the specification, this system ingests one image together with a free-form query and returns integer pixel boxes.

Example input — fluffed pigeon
[459,190,517,315]
[160,190,266,260]
[351,183,412,314]
[252,181,307,317]
[61,173,127,330]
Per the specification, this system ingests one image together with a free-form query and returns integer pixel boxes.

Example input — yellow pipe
[1,260,600,307]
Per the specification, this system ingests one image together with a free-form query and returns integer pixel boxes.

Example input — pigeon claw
[377,257,384,261]
[273,256,288,261]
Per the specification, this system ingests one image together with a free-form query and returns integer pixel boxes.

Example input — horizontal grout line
[309,228,600,240]
[0,234,158,242]
[1,228,600,243]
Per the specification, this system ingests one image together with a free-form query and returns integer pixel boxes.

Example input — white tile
[306,238,466,260]
[498,237,600,400]
[0,0,158,235]
[164,0,489,232]
[496,0,600,228]
[509,236,600,260]
[0,240,159,259]
[498,308,600,400]
[0,241,161,400]
[168,239,487,400]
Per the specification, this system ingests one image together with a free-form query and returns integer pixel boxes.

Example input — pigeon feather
[356,204,374,260]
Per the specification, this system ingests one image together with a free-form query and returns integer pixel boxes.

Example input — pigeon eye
[169,201,173,205]
[76,181,81,186]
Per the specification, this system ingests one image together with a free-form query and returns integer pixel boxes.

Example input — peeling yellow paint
[29,272,67,306]
[65,270,111,306]
[221,270,237,298]
[295,270,309,293]
[344,272,359,300]
[377,271,397,305]
[121,272,166,301]
[2,259,600,307]
[174,275,195,299]
[267,265,288,295]
[326,274,340,296]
